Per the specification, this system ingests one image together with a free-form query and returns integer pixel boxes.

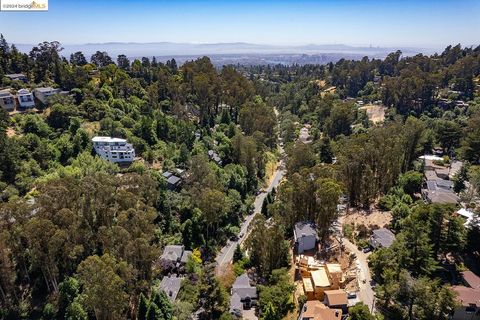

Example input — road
[342,238,376,312]
[215,155,286,273]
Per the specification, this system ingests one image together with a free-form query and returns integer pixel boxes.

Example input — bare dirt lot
[360,104,386,123]
[340,207,392,230]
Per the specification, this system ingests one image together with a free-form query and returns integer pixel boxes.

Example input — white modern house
[0,89,15,111]
[34,87,60,104]
[17,89,35,109]
[92,136,135,163]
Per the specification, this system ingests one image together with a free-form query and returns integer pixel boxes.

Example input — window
[466,304,477,313]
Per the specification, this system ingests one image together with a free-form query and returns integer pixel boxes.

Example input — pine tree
[233,244,243,263]
[137,293,149,320]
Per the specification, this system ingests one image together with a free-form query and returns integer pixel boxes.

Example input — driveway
[342,238,376,312]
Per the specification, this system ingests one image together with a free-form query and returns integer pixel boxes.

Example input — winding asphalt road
[215,150,286,274]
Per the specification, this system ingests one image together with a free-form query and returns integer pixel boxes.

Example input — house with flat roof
[0,89,15,111]
[229,273,257,318]
[33,87,60,104]
[159,275,182,302]
[17,89,35,109]
[299,300,342,320]
[162,171,183,190]
[420,158,459,205]
[452,271,480,320]
[92,136,135,163]
[294,222,317,253]
[5,73,27,82]
[369,228,395,249]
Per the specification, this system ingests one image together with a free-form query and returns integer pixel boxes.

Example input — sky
[0,0,479,48]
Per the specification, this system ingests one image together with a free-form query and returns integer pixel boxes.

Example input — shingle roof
[161,245,184,262]
[324,290,348,306]
[462,271,480,289]
[232,273,257,300]
[159,276,182,301]
[371,228,395,248]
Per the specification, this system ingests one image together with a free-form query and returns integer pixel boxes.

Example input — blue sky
[1,0,479,48]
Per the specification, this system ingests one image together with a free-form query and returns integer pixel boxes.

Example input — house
[160,245,192,266]
[325,264,343,289]
[208,150,222,165]
[33,87,60,104]
[230,273,257,318]
[452,271,480,320]
[299,300,342,320]
[456,208,480,228]
[5,73,27,82]
[162,171,183,190]
[324,290,348,313]
[299,126,312,144]
[92,136,135,163]
[369,228,395,249]
[420,156,459,204]
[0,89,15,111]
[159,275,182,302]
[17,89,35,109]
[294,222,317,253]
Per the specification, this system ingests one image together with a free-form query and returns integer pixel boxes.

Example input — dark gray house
[160,245,192,267]
[230,273,257,318]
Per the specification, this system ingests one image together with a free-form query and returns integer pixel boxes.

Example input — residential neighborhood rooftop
[159,275,182,302]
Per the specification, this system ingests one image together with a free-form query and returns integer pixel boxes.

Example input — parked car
[230,235,239,241]
[363,246,372,253]
[347,291,357,299]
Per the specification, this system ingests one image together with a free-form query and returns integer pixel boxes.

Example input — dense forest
[1,33,480,320]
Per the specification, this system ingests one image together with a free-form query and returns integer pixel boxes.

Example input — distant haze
[13,42,438,66]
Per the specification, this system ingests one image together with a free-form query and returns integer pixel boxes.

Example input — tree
[137,293,149,320]
[77,254,131,320]
[70,52,87,66]
[348,302,375,320]
[117,54,130,70]
[398,171,423,196]
[258,269,294,319]
[233,244,243,263]
[198,263,229,319]
[91,51,114,68]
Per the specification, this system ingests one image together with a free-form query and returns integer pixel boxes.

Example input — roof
[371,228,395,248]
[230,293,243,313]
[457,208,474,220]
[423,189,459,204]
[92,136,127,143]
[167,175,182,186]
[302,277,314,292]
[17,88,32,95]
[159,276,182,301]
[301,301,342,320]
[5,73,26,79]
[232,273,257,300]
[295,222,317,239]
[419,155,443,161]
[162,171,173,178]
[462,271,480,289]
[452,286,480,307]
[34,87,57,93]
[324,290,348,306]
[311,267,331,288]
[0,89,13,96]
[161,245,185,262]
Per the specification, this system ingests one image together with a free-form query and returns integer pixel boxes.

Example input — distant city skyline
[1,0,479,48]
